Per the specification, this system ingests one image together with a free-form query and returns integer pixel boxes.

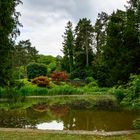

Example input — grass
[16,84,84,96]
[0,79,111,98]
[0,84,109,98]
[0,131,140,140]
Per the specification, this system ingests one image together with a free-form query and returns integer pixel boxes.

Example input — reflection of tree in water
[61,110,75,130]
[62,110,93,130]
[26,107,53,128]
[61,110,112,131]
[0,110,30,128]
[0,108,138,131]
[0,108,51,129]
[61,110,138,131]
[50,105,70,118]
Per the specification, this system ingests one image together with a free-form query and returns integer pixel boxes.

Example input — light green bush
[85,77,95,84]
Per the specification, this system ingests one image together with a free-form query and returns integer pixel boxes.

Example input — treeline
[1,0,140,88]
[0,0,62,86]
[61,0,140,87]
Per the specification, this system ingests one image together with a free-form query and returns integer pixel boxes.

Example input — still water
[0,108,138,131]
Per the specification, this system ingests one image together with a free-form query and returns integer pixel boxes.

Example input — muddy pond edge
[0,128,140,136]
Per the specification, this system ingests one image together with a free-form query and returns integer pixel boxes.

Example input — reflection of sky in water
[0,109,138,131]
[36,121,64,130]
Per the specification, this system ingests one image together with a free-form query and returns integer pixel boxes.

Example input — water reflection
[0,108,138,131]
[36,121,64,130]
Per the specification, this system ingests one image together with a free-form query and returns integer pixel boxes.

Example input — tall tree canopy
[61,21,74,73]
[74,18,94,68]
[94,12,108,56]
[93,0,140,86]
[0,0,22,86]
[14,40,38,79]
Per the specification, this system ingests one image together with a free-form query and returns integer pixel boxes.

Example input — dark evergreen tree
[94,12,108,55]
[94,2,140,86]
[75,18,94,68]
[0,0,22,86]
[62,21,74,73]
[73,18,94,78]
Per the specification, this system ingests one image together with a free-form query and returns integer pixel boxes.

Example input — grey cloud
[22,0,94,22]
[22,0,127,24]
[18,0,127,56]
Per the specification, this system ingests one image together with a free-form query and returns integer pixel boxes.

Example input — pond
[0,107,138,131]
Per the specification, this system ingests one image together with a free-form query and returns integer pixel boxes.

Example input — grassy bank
[0,79,110,98]
[0,130,140,140]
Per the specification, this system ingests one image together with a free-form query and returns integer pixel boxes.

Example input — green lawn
[0,131,140,140]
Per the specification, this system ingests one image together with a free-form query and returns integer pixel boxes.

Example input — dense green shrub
[86,81,98,88]
[121,75,140,108]
[0,87,6,98]
[73,78,81,81]
[85,77,95,83]
[70,68,93,79]
[133,118,140,129]
[32,76,50,87]
[83,85,108,94]
[12,66,24,80]
[108,86,125,102]
[0,87,25,102]
[69,79,86,87]
[27,63,47,80]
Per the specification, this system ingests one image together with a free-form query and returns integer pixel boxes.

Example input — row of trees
[62,19,94,79]
[94,0,140,86]
[1,0,140,88]
[0,0,61,84]
[62,0,140,86]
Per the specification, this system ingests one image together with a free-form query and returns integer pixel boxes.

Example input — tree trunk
[85,33,89,67]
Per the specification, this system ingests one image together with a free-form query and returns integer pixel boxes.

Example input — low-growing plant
[33,87,49,95]
[32,76,50,87]
[83,85,109,94]
[19,85,36,95]
[48,84,83,95]
[4,88,25,102]
[19,85,49,96]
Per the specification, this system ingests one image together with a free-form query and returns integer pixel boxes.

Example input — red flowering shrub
[32,76,50,87]
[51,71,67,84]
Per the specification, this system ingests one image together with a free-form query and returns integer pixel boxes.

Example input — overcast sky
[17,0,127,56]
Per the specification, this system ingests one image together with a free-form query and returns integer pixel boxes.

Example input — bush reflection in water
[0,107,138,131]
